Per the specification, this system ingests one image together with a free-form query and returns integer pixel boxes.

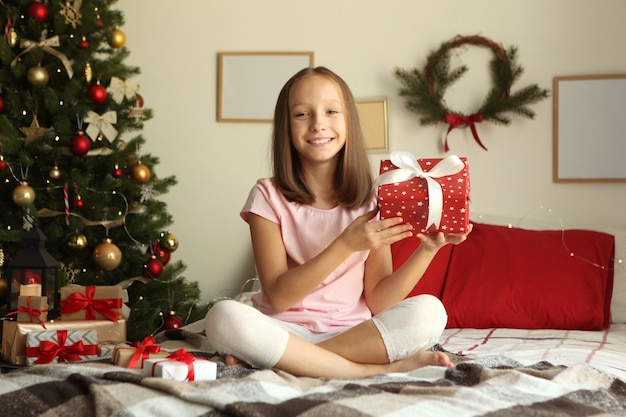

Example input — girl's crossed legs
[204,294,451,378]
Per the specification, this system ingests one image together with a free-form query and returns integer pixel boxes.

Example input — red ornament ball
[73,198,84,210]
[69,131,91,156]
[112,166,123,178]
[27,2,49,22]
[142,256,164,279]
[147,242,171,266]
[162,312,184,330]
[87,84,107,105]
[0,158,7,171]
[0,96,5,113]
[78,37,89,49]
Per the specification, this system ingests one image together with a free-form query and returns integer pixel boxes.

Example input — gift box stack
[2,284,127,365]
[375,151,471,234]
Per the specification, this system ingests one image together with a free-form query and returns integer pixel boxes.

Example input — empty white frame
[554,74,626,182]
[218,52,314,122]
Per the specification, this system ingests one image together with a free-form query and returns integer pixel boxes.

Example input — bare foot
[224,354,250,368]
[390,350,452,373]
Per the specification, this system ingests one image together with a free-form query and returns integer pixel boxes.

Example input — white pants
[204,294,447,369]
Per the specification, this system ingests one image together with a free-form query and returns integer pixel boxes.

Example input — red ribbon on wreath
[444,113,487,152]
[127,336,161,369]
[26,329,98,364]
[60,285,122,322]
[6,296,47,328]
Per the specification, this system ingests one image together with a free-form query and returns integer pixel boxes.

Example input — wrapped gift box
[112,337,170,369]
[25,329,99,365]
[376,152,470,233]
[60,285,123,322]
[15,296,48,325]
[144,349,217,381]
[2,319,126,365]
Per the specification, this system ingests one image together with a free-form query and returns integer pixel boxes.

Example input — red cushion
[442,223,615,330]
[391,237,453,298]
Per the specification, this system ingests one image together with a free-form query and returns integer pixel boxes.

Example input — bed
[1,215,625,417]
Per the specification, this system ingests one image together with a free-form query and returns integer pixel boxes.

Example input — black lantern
[6,226,59,320]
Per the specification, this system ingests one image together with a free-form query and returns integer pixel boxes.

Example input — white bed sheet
[440,323,626,381]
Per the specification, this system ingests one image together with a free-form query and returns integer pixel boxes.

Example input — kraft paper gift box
[60,285,123,322]
[25,328,99,365]
[15,295,48,325]
[112,336,171,369]
[143,349,217,381]
[375,151,470,233]
[2,319,126,365]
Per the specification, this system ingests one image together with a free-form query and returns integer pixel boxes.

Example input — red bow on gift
[60,285,122,322]
[26,329,98,364]
[444,113,487,152]
[127,336,161,369]
[6,296,47,328]
[165,348,197,381]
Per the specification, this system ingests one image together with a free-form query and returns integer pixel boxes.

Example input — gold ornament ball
[49,165,61,179]
[27,65,49,87]
[68,232,88,251]
[93,238,122,271]
[159,231,179,253]
[0,275,8,299]
[130,163,151,184]
[12,182,36,206]
[108,28,126,48]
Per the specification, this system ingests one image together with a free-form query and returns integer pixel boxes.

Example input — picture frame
[356,99,389,151]
[217,52,314,122]
[553,74,626,182]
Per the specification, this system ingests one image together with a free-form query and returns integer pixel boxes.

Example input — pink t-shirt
[241,178,377,333]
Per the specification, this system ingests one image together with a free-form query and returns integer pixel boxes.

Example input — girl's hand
[416,223,473,252]
[339,208,413,252]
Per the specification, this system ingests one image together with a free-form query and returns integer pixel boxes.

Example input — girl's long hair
[271,66,373,209]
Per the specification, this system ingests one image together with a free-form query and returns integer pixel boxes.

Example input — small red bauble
[73,198,84,209]
[0,159,7,171]
[69,131,91,156]
[143,256,164,279]
[162,312,184,330]
[0,96,5,113]
[147,242,171,266]
[87,83,107,105]
[27,1,49,22]
[112,166,123,178]
[78,37,89,49]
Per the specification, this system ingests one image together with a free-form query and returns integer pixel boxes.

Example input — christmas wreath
[394,35,550,151]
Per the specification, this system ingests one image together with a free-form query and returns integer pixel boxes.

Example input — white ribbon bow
[374,151,465,231]
[108,77,138,104]
[84,111,118,142]
[11,36,74,78]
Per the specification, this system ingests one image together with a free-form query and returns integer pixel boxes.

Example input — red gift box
[60,285,123,322]
[375,152,470,233]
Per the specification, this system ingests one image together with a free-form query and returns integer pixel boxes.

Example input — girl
[204,66,471,378]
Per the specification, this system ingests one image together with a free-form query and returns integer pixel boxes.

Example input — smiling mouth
[308,137,333,145]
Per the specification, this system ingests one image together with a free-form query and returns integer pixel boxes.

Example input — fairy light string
[475,206,622,271]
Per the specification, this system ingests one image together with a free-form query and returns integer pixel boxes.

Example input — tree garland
[394,35,550,151]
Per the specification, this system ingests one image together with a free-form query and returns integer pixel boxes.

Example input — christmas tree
[0,0,209,341]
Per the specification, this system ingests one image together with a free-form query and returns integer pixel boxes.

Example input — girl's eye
[328,109,339,115]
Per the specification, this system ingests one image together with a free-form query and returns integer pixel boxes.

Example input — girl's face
[288,75,347,166]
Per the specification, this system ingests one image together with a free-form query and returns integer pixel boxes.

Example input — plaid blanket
[1,351,625,417]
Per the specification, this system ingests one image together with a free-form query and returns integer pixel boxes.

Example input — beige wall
[119,0,626,301]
